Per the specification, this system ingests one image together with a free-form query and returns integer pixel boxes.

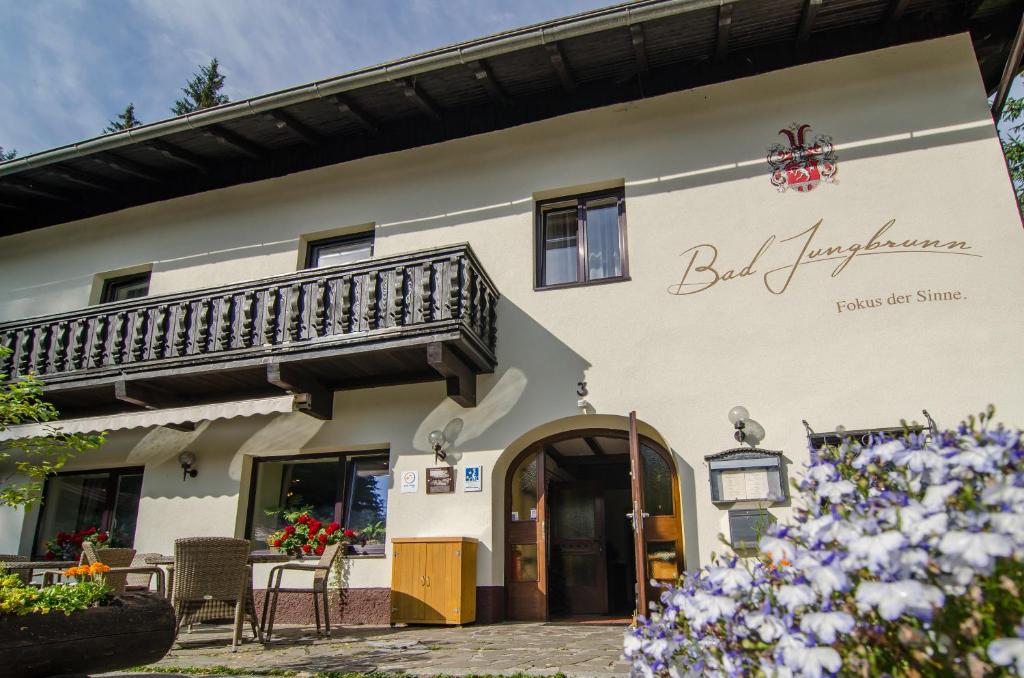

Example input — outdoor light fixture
[429,430,448,464]
[728,405,766,448]
[178,451,198,481]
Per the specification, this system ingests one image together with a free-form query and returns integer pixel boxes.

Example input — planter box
[0,592,175,678]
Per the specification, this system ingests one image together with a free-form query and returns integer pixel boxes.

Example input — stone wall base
[254,586,505,625]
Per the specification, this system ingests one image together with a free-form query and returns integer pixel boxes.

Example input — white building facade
[1,1,1023,624]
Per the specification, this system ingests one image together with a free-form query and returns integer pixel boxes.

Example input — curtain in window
[543,209,578,285]
[585,200,622,280]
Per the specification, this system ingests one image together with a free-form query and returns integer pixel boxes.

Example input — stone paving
[105,621,632,677]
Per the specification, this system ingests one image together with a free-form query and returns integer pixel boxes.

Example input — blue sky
[0,0,612,157]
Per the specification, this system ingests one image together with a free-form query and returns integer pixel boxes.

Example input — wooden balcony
[0,244,498,419]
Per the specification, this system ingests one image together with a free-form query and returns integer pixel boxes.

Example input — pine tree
[0,147,15,162]
[103,103,143,133]
[171,58,229,115]
[1000,80,1024,211]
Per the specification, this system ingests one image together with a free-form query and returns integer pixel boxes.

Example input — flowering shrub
[43,526,112,561]
[625,407,1024,677]
[0,562,112,615]
[266,512,359,557]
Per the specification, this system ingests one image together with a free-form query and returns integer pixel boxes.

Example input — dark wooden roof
[1,0,1020,232]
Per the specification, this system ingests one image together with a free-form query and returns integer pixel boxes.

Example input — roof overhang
[1,0,1022,232]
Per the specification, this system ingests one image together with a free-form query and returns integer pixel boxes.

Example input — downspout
[992,8,1024,120]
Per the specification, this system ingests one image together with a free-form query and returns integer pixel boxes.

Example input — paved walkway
[106,621,632,677]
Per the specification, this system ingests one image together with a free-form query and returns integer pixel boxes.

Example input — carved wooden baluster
[111,312,129,364]
[241,291,257,347]
[52,322,69,372]
[70,320,87,370]
[389,267,407,327]
[32,325,51,374]
[195,299,212,353]
[476,277,488,339]
[419,263,434,324]
[340,277,353,334]
[264,287,279,345]
[174,302,192,356]
[462,265,476,326]
[131,309,150,361]
[152,306,170,359]
[487,288,498,352]
[218,295,235,350]
[17,328,36,376]
[313,280,328,337]
[369,271,384,330]
[451,256,465,320]
[0,331,15,377]
[89,316,109,368]
[286,284,303,342]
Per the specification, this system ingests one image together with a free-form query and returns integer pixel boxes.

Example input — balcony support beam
[115,379,185,410]
[267,361,333,420]
[427,342,476,407]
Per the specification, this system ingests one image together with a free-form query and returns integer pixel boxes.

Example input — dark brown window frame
[100,272,151,304]
[243,450,390,554]
[31,466,145,557]
[304,231,375,269]
[534,187,629,290]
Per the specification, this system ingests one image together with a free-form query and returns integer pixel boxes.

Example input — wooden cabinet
[391,537,477,625]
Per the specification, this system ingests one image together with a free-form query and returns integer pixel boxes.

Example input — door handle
[625,511,650,530]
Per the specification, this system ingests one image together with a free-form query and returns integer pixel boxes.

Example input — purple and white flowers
[625,407,1024,677]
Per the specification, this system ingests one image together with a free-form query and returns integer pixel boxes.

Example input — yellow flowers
[62,562,111,579]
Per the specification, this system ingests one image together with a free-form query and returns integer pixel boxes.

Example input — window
[247,452,389,555]
[33,468,144,556]
[535,189,628,288]
[100,272,150,303]
[305,232,374,268]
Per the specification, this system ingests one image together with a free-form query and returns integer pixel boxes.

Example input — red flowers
[267,513,362,557]
[43,526,112,560]
[95,532,108,543]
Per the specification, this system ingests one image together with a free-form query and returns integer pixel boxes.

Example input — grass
[126,666,568,678]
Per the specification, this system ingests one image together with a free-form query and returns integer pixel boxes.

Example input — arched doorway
[504,413,684,621]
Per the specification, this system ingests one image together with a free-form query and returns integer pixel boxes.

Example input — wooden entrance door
[628,412,685,615]
[505,446,547,621]
[551,481,608,615]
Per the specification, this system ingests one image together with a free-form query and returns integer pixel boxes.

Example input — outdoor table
[145,550,291,599]
[0,560,78,586]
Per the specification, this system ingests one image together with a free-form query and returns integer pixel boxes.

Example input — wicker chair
[80,544,135,593]
[261,542,342,642]
[125,552,164,592]
[172,537,261,651]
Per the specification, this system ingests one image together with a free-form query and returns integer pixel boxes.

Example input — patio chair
[126,552,164,593]
[172,537,262,651]
[80,544,136,593]
[0,554,30,585]
[261,542,342,642]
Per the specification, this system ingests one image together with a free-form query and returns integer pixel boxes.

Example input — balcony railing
[0,244,499,416]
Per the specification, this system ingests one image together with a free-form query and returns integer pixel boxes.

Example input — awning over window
[0,395,296,441]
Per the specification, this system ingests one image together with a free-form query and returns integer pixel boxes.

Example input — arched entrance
[504,413,684,621]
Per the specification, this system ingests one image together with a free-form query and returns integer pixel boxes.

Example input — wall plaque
[426,466,455,494]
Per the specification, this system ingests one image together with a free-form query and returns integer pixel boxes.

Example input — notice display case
[705,448,787,504]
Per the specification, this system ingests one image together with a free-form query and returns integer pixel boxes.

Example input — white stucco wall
[4,34,1024,592]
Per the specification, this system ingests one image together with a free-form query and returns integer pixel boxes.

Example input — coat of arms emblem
[767,124,837,192]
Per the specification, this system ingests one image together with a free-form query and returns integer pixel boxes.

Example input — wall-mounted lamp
[428,430,449,464]
[178,451,198,481]
[728,405,766,448]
